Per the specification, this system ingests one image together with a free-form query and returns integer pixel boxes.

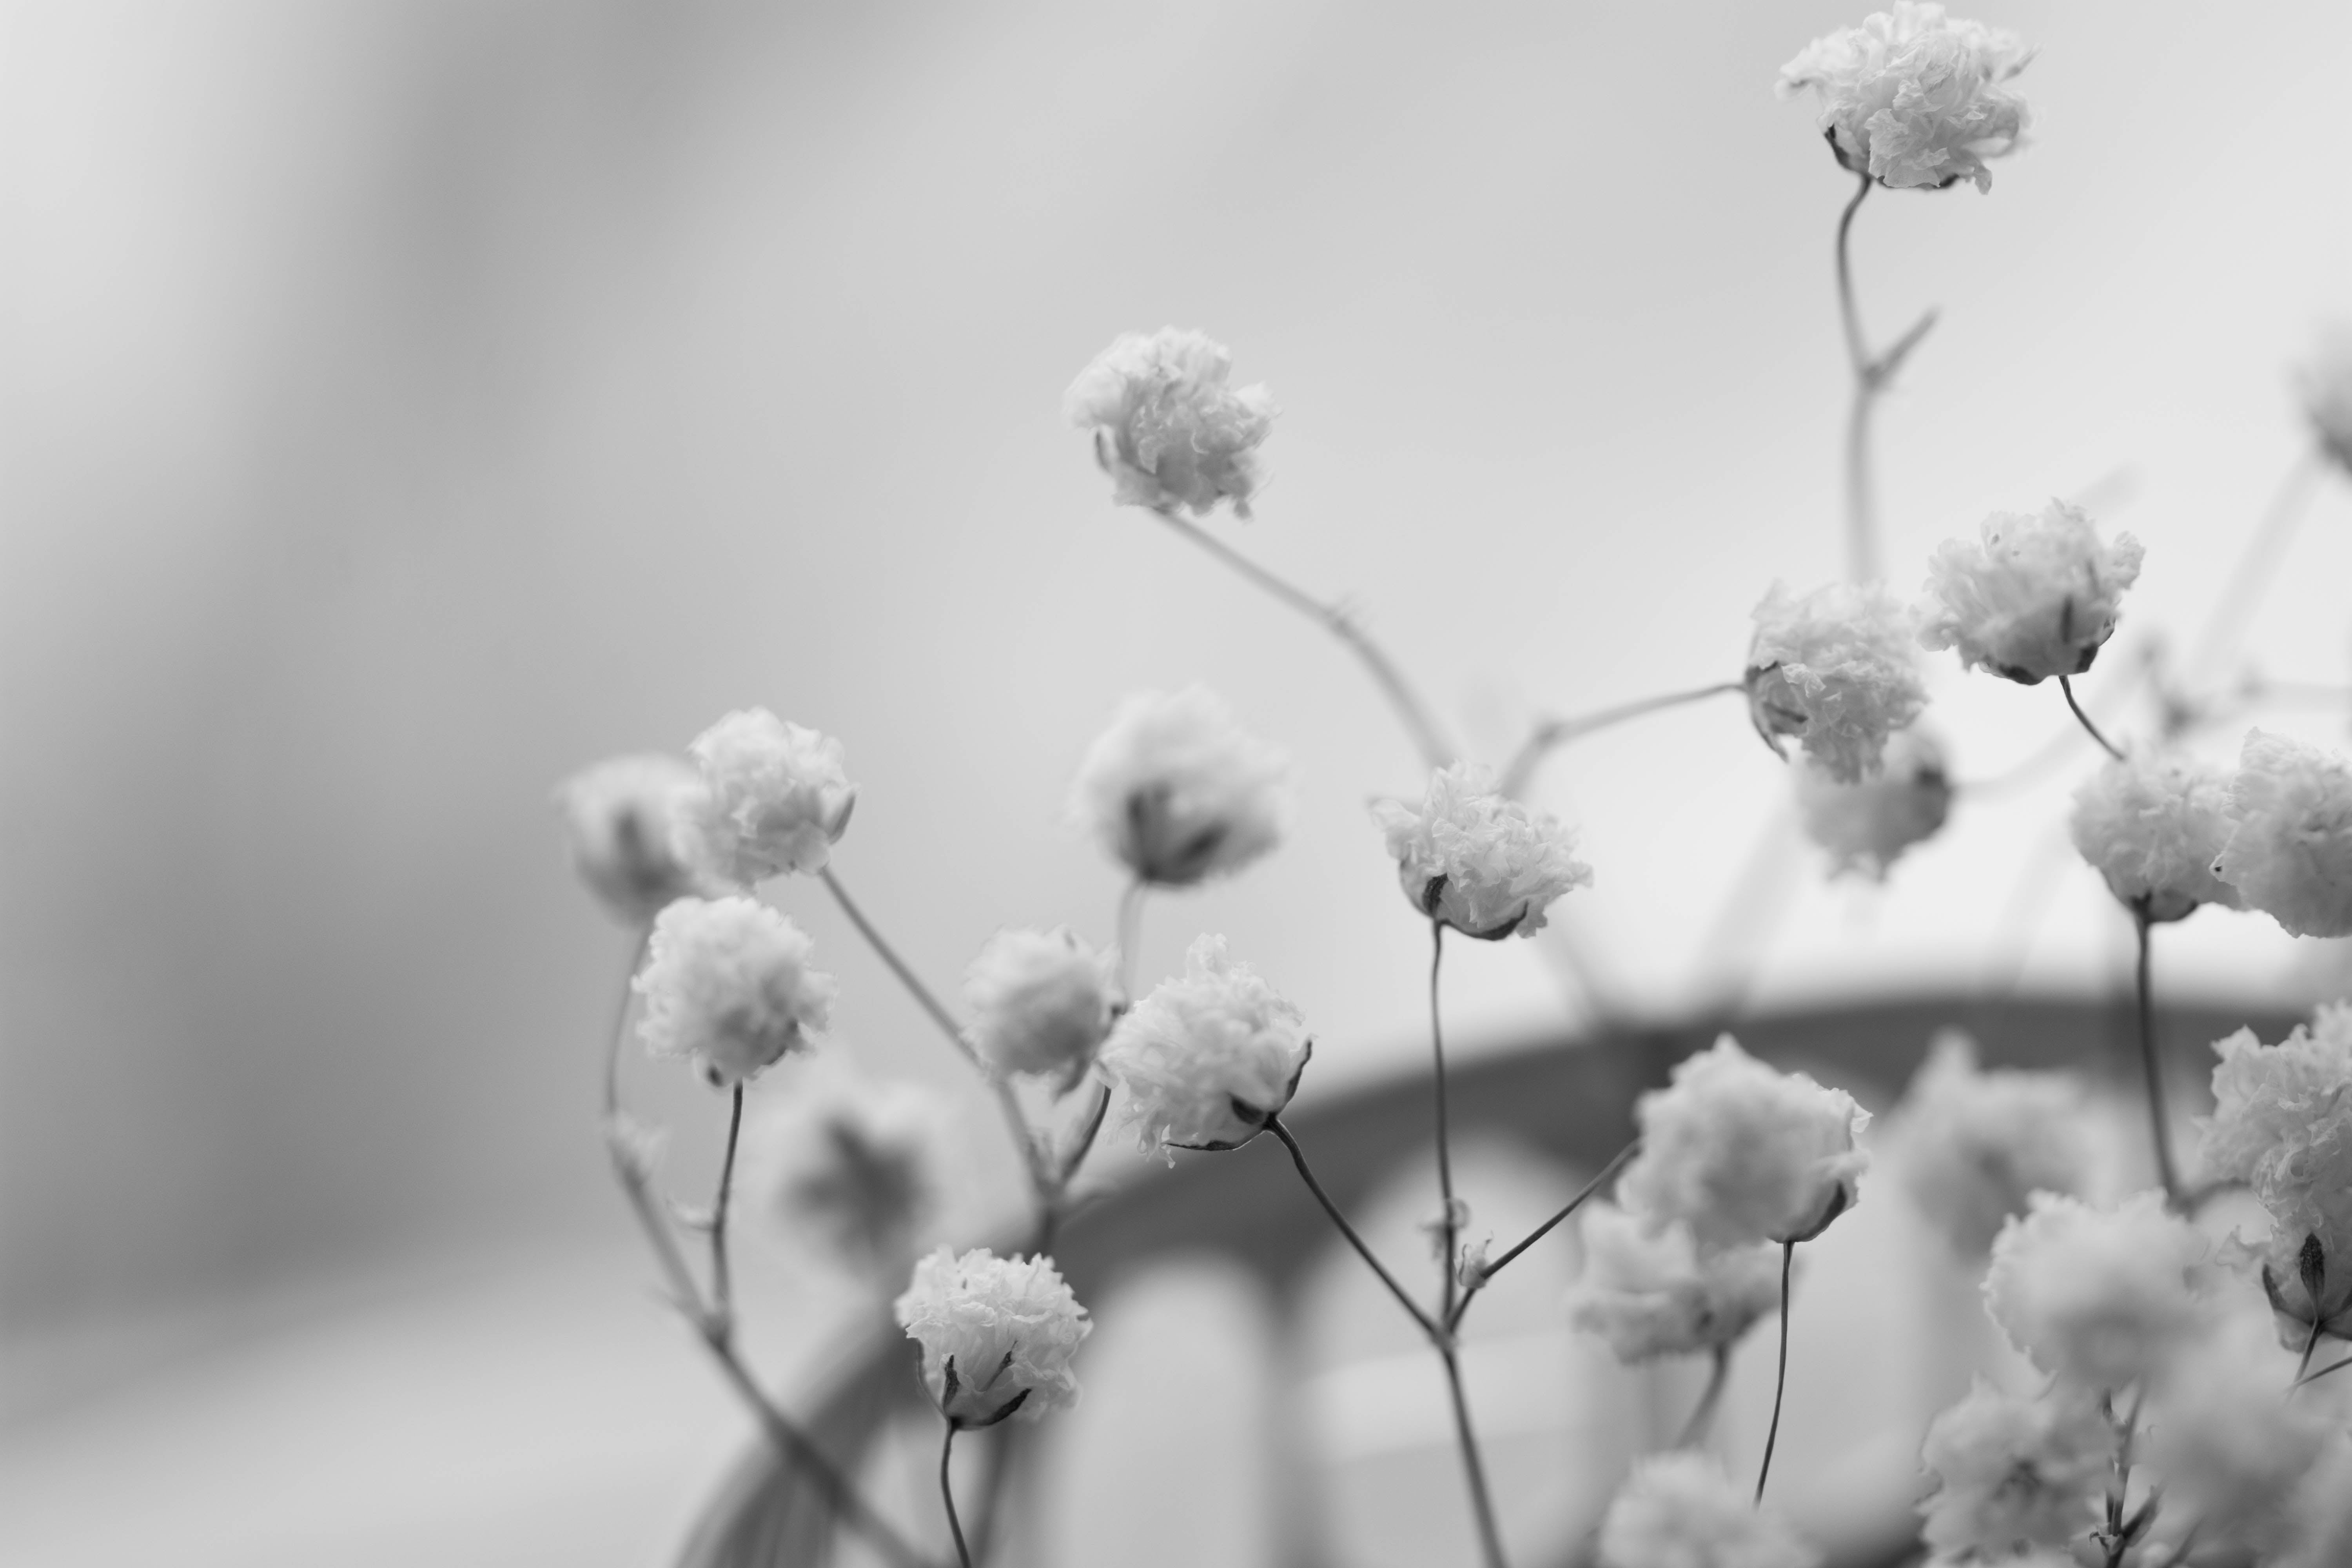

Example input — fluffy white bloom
[747,1061,951,1278]
[555,754,719,923]
[1617,1035,1871,1252]
[1746,581,1927,782]
[1916,501,2144,684]
[1370,762,1593,940]
[2068,750,2241,922]
[1983,1191,2207,1392]
[2143,1319,2340,1561]
[1597,1452,1819,1568]
[2285,1449,2352,1568]
[634,897,835,1085]
[1070,686,1290,888]
[1063,327,1276,517]
[2299,327,2352,475]
[893,1246,1090,1425]
[2212,728,2352,938]
[962,928,1121,1091]
[2201,1006,2352,1330]
[1889,1032,2094,1259]
[1566,1200,1783,1362]
[1096,934,1311,1161]
[685,710,857,884]
[1777,3,2033,193]
[1793,724,1951,880]
[1917,1379,2108,1559]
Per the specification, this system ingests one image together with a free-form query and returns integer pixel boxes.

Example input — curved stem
[940,1421,973,1568]
[710,1085,744,1327]
[1499,682,1745,798]
[1675,1345,1734,1450]
[2060,676,2127,762]
[1835,171,1879,583]
[2132,907,2184,1208]
[1430,922,1460,1325]
[602,924,653,1122]
[1439,1343,1511,1568]
[1755,1241,1796,1504]
[1267,1116,1437,1339]
[1450,1139,1638,1332]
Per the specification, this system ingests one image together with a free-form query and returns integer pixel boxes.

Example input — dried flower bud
[2069,749,2241,922]
[685,709,857,884]
[893,1246,1089,1426]
[1064,327,1276,518]
[962,927,1122,1092]
[1917,1379,2109,1559]
[2201,1005,2352,1332]
[634,896,835,1086]
[1597,1452,1819,1568]
[1745,580,1927,782]
[2212,728,2352,937]
[748,1062,951,1279]
[1793,724,1951,880]
[2143,1318,2340,1561]
[1070,686,1289,888]
[1916,501,2143,684]
[1097,934,1311,1162]
[1777,2,2033,193]
[1566,1200,1782,1362]
[556,754,719,924]
[1983,1191,2207,1393]
[1370,762,1593,940]
[1888,1031,2094,1259]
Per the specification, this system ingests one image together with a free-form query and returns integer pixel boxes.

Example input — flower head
[1370,762,1593,940]
[1064,327,1276,517]
[1916,501,2143,684]
[748,1061,951,1278]
[962,927,1122,1092]
[893,1246,1090,1425]
[1566,1200,1783,1363]
[1918,1380,2109,1560]
[1597,1452,1820,1568]
[555,753,719,923]
[635,896,836,1085]
[1097,935,1311,1162]
[1746,581,1927,782]
[2143,1318,2341,1561]
[1777,2,2033,193]
[2298,326,2352,475]
[685,710,857,884]
[1617,1036,1870,1252]
[2212,728,2352,938]
[2069,749,2241,922]
[1983,1191,2207,1392]
[1889,1031,2095,1259]
[1070,686,1290,888]
[1793,723,1951,880]
[2201,1005,2352,1330]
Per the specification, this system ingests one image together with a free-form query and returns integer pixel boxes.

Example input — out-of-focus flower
[1070,686,1290,888]
[1566,1200,1783,1362]
[1370,762,1593,940]
[962,928,1122,1093]
[556,754,718,924]
[2068,750,2241,922]
[2212,728,2352,938]
[893,1246,1089,1425]
[1746,581,1927,782]
[1793,724,1951,880]
[1917,1379,2109,1560]
[1596,1452,1820,1568]
[1777,2,2033,193]
[1096,934,1311,1162]
[2299,327,2352,475]
[2143,1318,2340,1561]
[1063,327,1276,517]
[2202,1005,2352,1332]
[1983,1191,2207,1392]
[1889,1032,2094,1259]
[2285,1448,2352,1568]
[1617,1035,1870,1252]
[635,897,835,1086]
[747,1062,952,1279]
[685,710,857,884]
[1916,502,2143,684]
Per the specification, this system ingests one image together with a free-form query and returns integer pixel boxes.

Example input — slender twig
[1151,507,1455,769]
[1498,682,1745,798]
[2296,1312,2327,1383]
[1115,877,1146,998]
[1267,1116,1437,1339]
[1450,1140,1638,1333]
[1958,657,2151,798]
[1675,1345,1734,1450]
[2132,906,2184,1208]
[710,1085,744,1327]
[1430,921,1461,1327]
[1755,1241,1796,1504]
[1439,1343,1511,1568]
[2296,1352,2352,1388]
[940,1421,973,1568]
[602,924,653,1121]
[2061,676,2127,762]
[1830,169,1934,584]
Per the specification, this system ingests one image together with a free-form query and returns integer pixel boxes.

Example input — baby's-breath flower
[556,754,719,924]
[1370,762,1593,940]
[1746,581,1927,782]
[1916,501,2143,685]
[1070,686,1290,888]
[1890,1032,2094,1259]
[1063,327,1276,518]
[1096,935,1311,1162]
[893,1246,1089,1425]
[2299,327,2352,475]
[685,710,857,884]
[747,1062,951,1279]
[962,928,1121,1092]
[1983,1191,2207,1392]
[1566,1200,1783,1362]
[634,897,835,1085]
[1777,2,2033,193]
[1917,1379,2109,1559]
[2143,1318,2340,1561]
[1617,1035,1870,1252]
[1793,724,1951,880]
[2212,728,2352,938]
[2201,1005,2352,1331]
[1597,1452,1820,1568]
[2069,749,2241,922]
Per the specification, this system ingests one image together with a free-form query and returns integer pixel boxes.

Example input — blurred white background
[4,1,2352,1563]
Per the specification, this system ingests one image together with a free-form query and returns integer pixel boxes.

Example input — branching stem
[1499,683,1745,798]
[1266,1116,1437,1339]
[1830,170,1934,583]
[1450,1139,1637,1333]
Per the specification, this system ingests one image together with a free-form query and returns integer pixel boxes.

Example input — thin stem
[1834,171,1878,583]
[2296,1353,2352,1388]
[1675,1345,1734,1450]
[1439,1343,1512,1568]
[1450,1139,1638,1332]
[1115,877,1146,998]
[1755,1241,1796,1504]
[2132,908,2185,1208]
[940,1421,973,1568]
[1832,172,1873,381]
[1151,507,1455,770]
[1267,1116,1437,1339]
[2061,676,2127,762]
[1430,921,1459,1326]
[1498,682,1745,798]
[2296,1311,2327,1383]
[710,1085,744,1327]
[602,924,653,1122]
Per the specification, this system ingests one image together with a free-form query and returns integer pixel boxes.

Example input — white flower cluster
[1916,501,2143,684]
[962,927,1122,1092]
[1917,1379,2107,1560]
[1565,1200,1782,1363]
[2069,749,2241,922]
[1596,1452,1819,1568]
[634,896,836,1086]
[1777,2,2033,193]
[2300,327,2352,475]
[2201,1005,2352,1331]
[1982,1190,2207,1392]
[749,1062,950,1278]
[1793,723,1950,880]
[1064,328,1277,518]
[1371,762,1593,940]
[1071,686,1290,888]
[556,753,718,924]
[1888,1032,2093,1259]
[2141,1322,2343,1564]
[893,1246,1090,1426]
[1745,580,1927,782]
[686,709,857,884]
[1097,935,1312,1161]
[2212,728,2352,938]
